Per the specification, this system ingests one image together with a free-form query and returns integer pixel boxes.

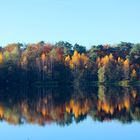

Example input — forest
[0,41,140,86]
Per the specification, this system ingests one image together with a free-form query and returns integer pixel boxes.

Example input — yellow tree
[41,53,46,64]
[124,58,129,68]
[109,53,113,60]
[41,53,46,81]
[65,55,70,66]
[0,52,3,64]
[117,57,123,63]
[71,50,80,66]
[101,55,109,66]
[123,58,130,80]
[131,69,137,80]
[65,50,89,69]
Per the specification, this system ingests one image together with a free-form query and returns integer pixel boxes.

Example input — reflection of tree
[0,86,140,126]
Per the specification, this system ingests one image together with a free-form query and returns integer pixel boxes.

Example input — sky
[0,0,140,48]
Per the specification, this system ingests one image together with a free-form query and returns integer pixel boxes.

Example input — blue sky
[0,0,140,48]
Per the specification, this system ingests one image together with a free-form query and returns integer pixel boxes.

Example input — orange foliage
[0,52,3,64]
[65,55,70,64]
[102,55,109,65]
[131,89,137,99]
[131,69,137,78]
[97,100,114,115]
[66,99,90,118]
[124,58,129,68]
[124,97,130,111]
[41,53,46,63]
[117,57,124,63]
[109,53,113,60]
[65,50,89,69]
[0,106,4,118]
[99,53,115,67]
[71,50,80,65]
[41,107,48,117]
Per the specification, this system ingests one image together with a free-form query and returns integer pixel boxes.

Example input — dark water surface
[0,86,140,140]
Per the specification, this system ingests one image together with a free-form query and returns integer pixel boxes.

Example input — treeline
[0,41,140,86]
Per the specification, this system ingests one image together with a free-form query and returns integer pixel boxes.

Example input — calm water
[0,86,140,140]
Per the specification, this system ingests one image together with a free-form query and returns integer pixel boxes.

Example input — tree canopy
[0,41,140,86]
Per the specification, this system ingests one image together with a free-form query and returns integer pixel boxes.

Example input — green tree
[73,43,86,54]
[55,41,73,56]
[98,66,105,83]
[130,43,140,64]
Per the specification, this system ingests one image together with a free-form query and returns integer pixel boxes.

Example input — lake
[0,85,140,140]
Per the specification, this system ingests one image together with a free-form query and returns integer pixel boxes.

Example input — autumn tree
[0,41,140,86]
[131,69,137,81]
[123,58,130,80]
[0,52,3,64]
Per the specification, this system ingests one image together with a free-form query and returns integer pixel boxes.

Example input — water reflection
[0,86,140,126]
